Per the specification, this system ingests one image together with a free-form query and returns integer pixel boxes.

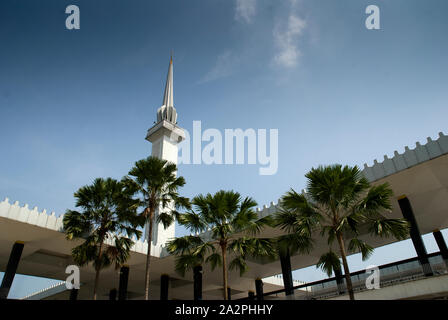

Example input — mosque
[1,58,448,300]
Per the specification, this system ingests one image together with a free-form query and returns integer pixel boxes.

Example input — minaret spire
[162,55,174,107]
[157,56,177,124]
[145,54,185,247]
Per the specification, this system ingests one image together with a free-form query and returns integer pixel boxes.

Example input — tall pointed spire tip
[156,55,178,124]
[162,56,174,107]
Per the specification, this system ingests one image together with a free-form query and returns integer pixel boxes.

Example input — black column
[0,242,24,300]
[398,196,433,276]
[227,287,231,301]
[433,230,448,268]
[160,274,169,300]
[255,279,263,301]
[109,288,117,301]
[279,250,294,296]
[70,289,78,301]
[193,265,203,301]
[248,291,255,300]
[334,267,345,295]
[118,265,129,300]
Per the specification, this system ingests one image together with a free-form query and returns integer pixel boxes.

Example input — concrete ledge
[0,197,163,257]
[328,274,448,300]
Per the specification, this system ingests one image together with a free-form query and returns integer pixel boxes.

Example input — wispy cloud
[273,3,306,68]
[235,0,256,24]
[198,51,240,84]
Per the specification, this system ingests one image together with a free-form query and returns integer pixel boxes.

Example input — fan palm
[123,156,189,300]
[276,165,409,300]
[63,177,141,300]
[167,190,274,300]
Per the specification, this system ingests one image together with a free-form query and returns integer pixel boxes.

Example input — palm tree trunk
[93,240,104,300]
[336,232,355,300]
[93,267,101,300]
[144,207,154,300]
[221,243,228,300]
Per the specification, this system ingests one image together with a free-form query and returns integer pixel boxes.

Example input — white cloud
[273,11,306,68]
[235,0,256,24]
[198,51,239,84]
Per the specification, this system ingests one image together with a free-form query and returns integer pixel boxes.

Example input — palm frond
[276,233,313,256]
[275,190,320,237]
[157,211,175,229]
[348,238,373,261]
[359,183,394,215]
[177,212,207,234]
[316,251,341,277]
[205,252,222,271]
[174,254,200,277]
[369,218,409,240]
[240,215,273,236]
[166,235,204,255]
[64,177,141,274]
[229,256,249,276]
[320,225,337,245]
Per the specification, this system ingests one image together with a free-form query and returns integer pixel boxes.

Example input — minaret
[145,57,186,246]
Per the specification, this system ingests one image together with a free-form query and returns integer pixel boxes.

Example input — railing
[240,252,448,300]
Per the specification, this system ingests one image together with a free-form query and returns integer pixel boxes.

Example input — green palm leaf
[124,156,189,300]
[278,164,410,300]
[317,251,341,277]
[63,177,139,300]
[169,190,271,300]
[348,238,374,261]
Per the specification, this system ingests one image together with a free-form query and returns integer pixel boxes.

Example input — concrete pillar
[334,267,345,294]
[398,196,433,276]
[118,265,129,300]
[160,274,169,300]
[433,229,448,268]
[109,288,117,300]
[280,250,294,296]
[255,278,263,301]
[248,291,255,300]
[0,241,24,300]
[69,289,78,301]
[193,265,202,301]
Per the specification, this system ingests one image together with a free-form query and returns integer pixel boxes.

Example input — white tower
[145,56,186,246]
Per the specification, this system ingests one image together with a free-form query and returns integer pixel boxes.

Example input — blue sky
[1,0,447,298]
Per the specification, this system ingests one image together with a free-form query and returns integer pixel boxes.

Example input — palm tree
[63,177,141,300]
[123,156,189,300]
[167,190,274,300]
[166,235,207,282]
[276,165,409,300]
